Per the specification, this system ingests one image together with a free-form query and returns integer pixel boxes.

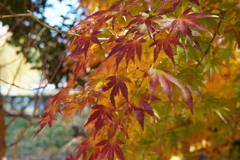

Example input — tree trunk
[0,94,7,160]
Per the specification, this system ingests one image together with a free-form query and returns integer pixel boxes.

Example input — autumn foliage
[35,0,240,159]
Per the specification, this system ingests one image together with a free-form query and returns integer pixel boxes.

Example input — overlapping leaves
[125,13,159,39]
[88,0,134,29]
[69,31,102,57]
[34,89,67,137]
[224,21,240,49]
[145,68,193,113]
[102,75,132,107]
[129,93,160,130]
[31,0,240,159]
[107,38,146,67]
[96,138,125,160]
[170,7,217,37]
[150,35,185,64]
[84,105,114,137]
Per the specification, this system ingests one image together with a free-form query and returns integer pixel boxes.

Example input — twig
[4,111,30,122]
[0,79,44,91]
[195,13,224,69]
[0,58,21,68]
[0,10,111,40]
[0,11,80,37]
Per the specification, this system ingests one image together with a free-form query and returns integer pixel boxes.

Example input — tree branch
[0,10,80,37]
[195,12,225,69]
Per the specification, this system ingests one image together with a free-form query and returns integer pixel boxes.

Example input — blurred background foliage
[0,0,84,86]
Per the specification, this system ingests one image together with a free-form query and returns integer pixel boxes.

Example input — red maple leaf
[69,138,94,160]
[78,90,107,107]
[102,75,132,107]
[34,107,60,138]
[45,89,68,107]
[67,19,100,37]
[130,94,161,130]
[186,28,205,55]
[145,68,193,113]
[181,86,193,113]
[34,89,68,137]
[149,35,185,64]
[96,138,125,160]
[70,31,102,57]
[170,7,217,37]
[73,57,87,81]
[125,13,159,39]
[66,138,101,160]
[84,105,114,137]
[107,38,146,67]
[88,1,133,29]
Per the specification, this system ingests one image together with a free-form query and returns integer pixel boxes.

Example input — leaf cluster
[35,0,240,159]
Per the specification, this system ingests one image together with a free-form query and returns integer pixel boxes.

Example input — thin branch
[2,58,25,104]
[0,11,80,37]
[0,79,41,91]
[6,42,65,149]
[6,89,46,149]
[0,58,20,68]
[0,2,15,15]
[196,31,219,66]
[0,10,110,40]
[195,13,224,69]
[4,111,30,122]
[0,1,7,11]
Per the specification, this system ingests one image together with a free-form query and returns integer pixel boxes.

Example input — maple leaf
[45,89,68,107]
[73,57,87,81]
[107,38,146,67]
[70,31,102,57]
[62,103,79,119]
[69,138,94,160]
[34,106,61,137]
[125,13,160,39]
[202,58,226,81]
[88,1,133,29]
[145,68,193,113]
[102,75,132,107]
[107,123,118,139]
[77,90,107,108]
[149,35,185,64]
[68,19,100,36]
[186,28,205,55]
[66,138,96,160]
[159,0,181,10]
[96,138,125,160]
[84,105,114,137]
[224,21,240,49]
[34,89,68,137]
[170,7,217,37]
[181,86,193,113]
[130,94,161,130]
